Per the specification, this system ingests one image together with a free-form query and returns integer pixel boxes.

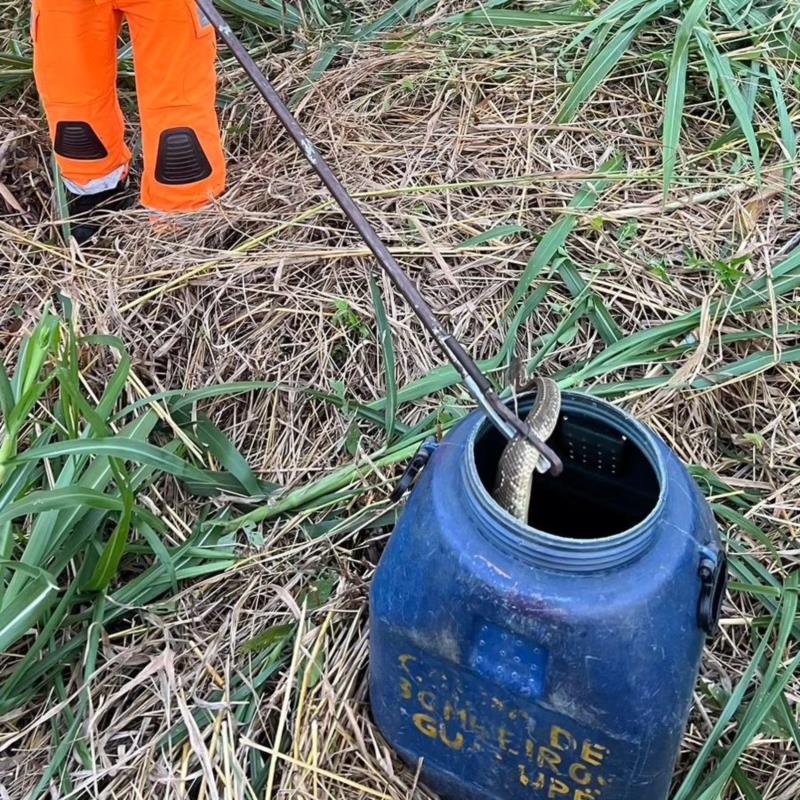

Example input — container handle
[391,439,438,503]
[699,550,728,636]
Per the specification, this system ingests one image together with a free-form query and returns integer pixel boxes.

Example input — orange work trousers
[31,0,225,212]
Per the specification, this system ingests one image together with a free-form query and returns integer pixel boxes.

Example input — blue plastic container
[370,391,725,800]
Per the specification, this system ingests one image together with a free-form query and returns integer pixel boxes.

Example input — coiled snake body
[493,377,561,522]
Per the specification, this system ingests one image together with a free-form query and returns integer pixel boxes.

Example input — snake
[493,377,562,522]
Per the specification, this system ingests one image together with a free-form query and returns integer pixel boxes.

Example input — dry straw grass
[1,1,799,798]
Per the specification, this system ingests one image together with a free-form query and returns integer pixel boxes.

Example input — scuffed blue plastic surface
[370,392,722,800]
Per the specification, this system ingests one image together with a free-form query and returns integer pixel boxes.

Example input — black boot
[66,179,133,245]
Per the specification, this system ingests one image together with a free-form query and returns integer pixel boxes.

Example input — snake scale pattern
[493,377,562,522]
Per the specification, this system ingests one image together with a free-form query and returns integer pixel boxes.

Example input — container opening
[475,406,661,539]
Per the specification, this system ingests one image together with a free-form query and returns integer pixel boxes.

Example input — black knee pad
[155,128,213,185]
[54,122,108,160]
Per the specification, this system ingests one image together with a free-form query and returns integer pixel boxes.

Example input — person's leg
[122,0,225,213]
[32,0,130,197]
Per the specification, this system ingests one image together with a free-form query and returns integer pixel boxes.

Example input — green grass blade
[732,243,800,312]
[556,2,663,123]
[445,8,590,27]
[567,0,652,48]
[526,291,591,376]
[0,577,82,705]
[562,243,800,388]
[214,0,300,30]
[138,521,178,594]
[115,380,404,434]
[712,504,779,561]
[663,0,713,195]
[51,155,71,243]
[9,438,227,489]
[369,275,398,442]
[0,432,50,513]
[3,413,158,608]
[84,487,133,592]
[304,386,408,433]
[751,574,798,705]
[673,616,777,799]
[695,650,800,798]
[777,693,800,753]
[0,487,125,525]
[742,59,761,118]
[696,27,721,98]
[290,42,340,107]
[697,33,761,181]
[8,309,59,405]
[194,414,264,497]
[457,224,528,249]
[555,258,623,344]
[731,765,764,800]
[116,381,281,417]
[0,560,58,652]
[291,0,441,106]
[80,335,132,420]
[356,0,440,40]
[220,436,424,532]
[768,64,797,215]
[582,20,616,64]
[0,362,13,419]
[369,284,551,414]
[662,48,689,195]
[509,153,623,309]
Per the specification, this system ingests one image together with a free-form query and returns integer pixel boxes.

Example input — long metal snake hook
[194,0,563,476]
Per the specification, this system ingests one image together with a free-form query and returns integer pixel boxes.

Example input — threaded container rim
[462,391,669,572]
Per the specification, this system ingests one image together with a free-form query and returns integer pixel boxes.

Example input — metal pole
[195,0,562,475]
